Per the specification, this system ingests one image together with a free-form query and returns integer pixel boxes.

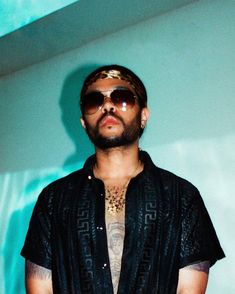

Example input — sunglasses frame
[80,88,138,115]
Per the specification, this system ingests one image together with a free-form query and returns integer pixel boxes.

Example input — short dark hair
[80,64,147,113]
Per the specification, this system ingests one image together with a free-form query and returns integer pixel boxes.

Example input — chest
[52,176,182,293]
[105,200,125,293]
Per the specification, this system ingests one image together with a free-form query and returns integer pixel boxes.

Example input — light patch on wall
[0,161,83,294]
[0,0,78,37]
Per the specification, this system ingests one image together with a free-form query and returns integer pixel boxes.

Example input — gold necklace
[105,184,128,215]
[94,160,142,215]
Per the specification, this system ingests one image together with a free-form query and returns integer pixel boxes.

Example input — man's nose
[101,96,116,113]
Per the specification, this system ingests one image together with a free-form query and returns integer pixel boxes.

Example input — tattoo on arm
[184,260,210,274]
[26,260,52,280]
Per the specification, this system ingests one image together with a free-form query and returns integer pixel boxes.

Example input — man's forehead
[85,78,133,93]
[83,68,141,95]
[84,69,127,86]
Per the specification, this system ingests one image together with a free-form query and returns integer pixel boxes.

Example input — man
[21,65,225,293]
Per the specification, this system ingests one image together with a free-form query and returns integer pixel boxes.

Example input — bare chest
[105,199,125,294]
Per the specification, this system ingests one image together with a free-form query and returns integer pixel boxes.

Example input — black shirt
[21,151,225,293]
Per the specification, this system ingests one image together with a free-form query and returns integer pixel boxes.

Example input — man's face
[80,78,149,150]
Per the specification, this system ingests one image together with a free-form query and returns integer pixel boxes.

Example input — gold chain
[105,184,128,214]
[94,160,142,215]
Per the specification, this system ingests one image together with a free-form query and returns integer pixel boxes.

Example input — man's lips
[99,116,120,127]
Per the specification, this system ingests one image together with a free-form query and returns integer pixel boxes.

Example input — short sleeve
[21,188,52,269]
[180,187,225,268]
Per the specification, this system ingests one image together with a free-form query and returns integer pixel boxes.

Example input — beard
[83,110,142,150]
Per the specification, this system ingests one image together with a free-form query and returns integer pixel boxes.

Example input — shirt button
[100,193,104,197]
[96,226,103,231]
[88,175,92,179]
[102,263,107,269]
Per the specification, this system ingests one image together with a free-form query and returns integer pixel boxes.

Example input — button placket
[96,226,104,231]
[94,180,110,274]
[102,263,107,270]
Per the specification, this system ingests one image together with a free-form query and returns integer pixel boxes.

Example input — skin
[26,78,209,293]
[25,260,52,294]
[177,262,209,294]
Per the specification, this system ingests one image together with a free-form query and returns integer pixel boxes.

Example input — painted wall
[0,0,78,37]
[0,0,234,292]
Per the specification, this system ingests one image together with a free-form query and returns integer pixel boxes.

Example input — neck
[94,141,142,181]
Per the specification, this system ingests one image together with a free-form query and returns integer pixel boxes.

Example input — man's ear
[141,107,150,126]
[80,116,86,129]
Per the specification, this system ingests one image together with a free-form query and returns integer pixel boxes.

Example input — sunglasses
[81,88,137,115]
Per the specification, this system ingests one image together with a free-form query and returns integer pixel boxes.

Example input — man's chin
[85,116,142,150]
[98,125,123,137]
[93,136,126,150]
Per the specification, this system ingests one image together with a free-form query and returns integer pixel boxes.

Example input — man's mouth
[99,115,120,127]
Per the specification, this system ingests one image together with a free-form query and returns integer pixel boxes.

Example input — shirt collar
[82,150,156,179]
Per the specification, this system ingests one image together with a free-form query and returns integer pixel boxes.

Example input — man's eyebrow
[114,86,129,90]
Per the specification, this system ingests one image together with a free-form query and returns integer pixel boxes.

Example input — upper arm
[21,189,52,273]
[25,260,53,294]
[177,184,224,293]
[177,261,209,294]
[180,186,225,269]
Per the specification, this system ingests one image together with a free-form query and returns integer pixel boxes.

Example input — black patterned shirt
[21,151,225,293]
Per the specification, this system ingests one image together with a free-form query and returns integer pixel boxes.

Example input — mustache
[97,111,124,126]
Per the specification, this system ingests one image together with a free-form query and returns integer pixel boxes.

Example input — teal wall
[0,0,234,292]
[0,0,78,37]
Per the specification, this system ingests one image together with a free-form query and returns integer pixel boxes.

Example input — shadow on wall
[60,63,103,167]
[3,64,106,294]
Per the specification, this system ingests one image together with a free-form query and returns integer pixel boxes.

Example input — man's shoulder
[142,151,199,195]
[147,162,200,202]
[43,154,95,192]
[143,164,202,215]
[44,168,86,192]
[34,168,87,210]
[157,166,198,190]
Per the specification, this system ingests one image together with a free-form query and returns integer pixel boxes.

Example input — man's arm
[177,261,210,294]
[25,260,53,294]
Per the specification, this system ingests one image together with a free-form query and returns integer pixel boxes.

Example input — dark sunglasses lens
[111,90,136,110]
[82,92,104,114]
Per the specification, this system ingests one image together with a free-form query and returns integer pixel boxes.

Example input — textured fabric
[21,151,225,293]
